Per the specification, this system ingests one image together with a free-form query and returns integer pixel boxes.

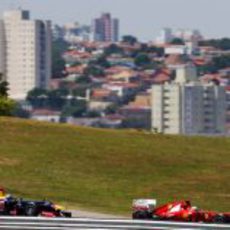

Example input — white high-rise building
[151,65,226,135]
[174,64,197,84]
[174,29,203,43]
[0,10,51,100]
[155,28,173,45]
[152,83,226,135]
[0,20,5,76]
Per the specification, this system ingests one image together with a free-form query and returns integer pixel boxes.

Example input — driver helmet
[0,187,6,199]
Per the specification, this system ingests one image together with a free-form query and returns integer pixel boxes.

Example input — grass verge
[0,117,229,215]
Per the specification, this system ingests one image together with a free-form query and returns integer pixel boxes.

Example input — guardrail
[0,217,229,229]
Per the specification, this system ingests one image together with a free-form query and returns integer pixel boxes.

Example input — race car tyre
[214,214,225,223]
[25,205,38,216]
[62,211,72,218]
[132,211,152,219]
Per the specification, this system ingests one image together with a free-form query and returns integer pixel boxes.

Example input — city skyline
[0,0,229,41]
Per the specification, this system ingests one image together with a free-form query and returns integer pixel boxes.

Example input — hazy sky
[0,0,229,41]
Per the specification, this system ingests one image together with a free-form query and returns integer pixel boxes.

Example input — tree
[212,55,230,69]
[61,100,87,118]
[122,35,138,45]
[12,103,30,118]
[94,55,111,68]
[104,44,124,56]
[170,38,185,45]
[75,75,92,84]
[214,38,230,50]
[85,110,100,118]
[52,39,69,78]
[0,75,15,116]
[84,65,104,77]
[47,88,69,110]
[27,88,49,108]
[27,88,48,98]
[72,87,88,98]
[69,61,82,67]
[134,53,151,67]
[0,81,9,97]
[105,104,118,114]
[27,87,70,110]
[199,38,230,50]
[197,64,218,75]
[144,46,164,57]
[197,55,230,74]
[0,97,15,116]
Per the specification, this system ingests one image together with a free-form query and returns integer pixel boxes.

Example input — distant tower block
[0,9,52,100]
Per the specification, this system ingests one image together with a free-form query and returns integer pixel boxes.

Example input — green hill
[0,117,229,215]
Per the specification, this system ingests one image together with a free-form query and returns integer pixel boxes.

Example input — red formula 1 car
[132,199,230,224]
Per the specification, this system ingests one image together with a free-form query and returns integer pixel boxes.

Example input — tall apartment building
[93,13,119,42]
[152,82,226,134]
[52,22,92,43]
[155,28,203,50]
[155,28,173,45]
[0,21,5,75]
[174,64,197,83]
[174,29,203,43]
[0,10,51,100]
[151,66,226,135]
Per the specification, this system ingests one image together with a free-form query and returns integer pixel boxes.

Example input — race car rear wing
[132,199,157,212]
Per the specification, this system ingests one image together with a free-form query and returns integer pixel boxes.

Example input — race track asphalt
[71,210,128,219]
